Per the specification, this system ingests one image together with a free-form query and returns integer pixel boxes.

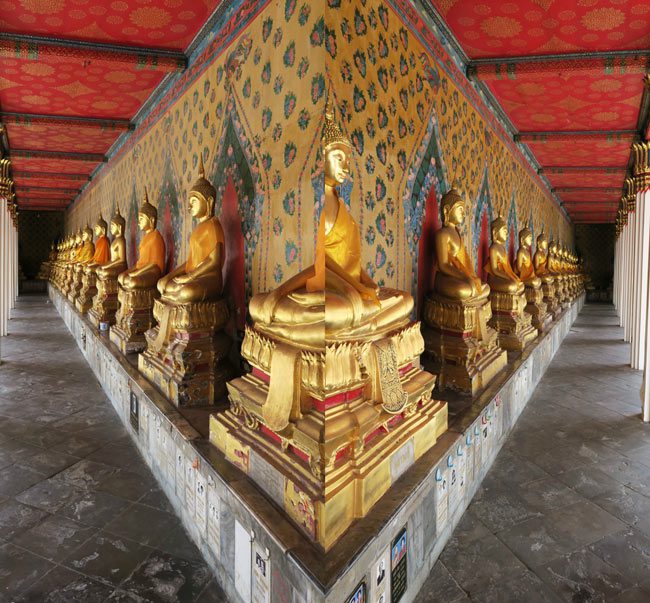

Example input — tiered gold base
[210,319,447,550]
[75,270,97,314]
[488,290,538,352]
[138,299,231,407]
[88,276,120,329]
[67,265,84,303]
[524,285,552,333]
[110,287,158,354]
[541,278,561,320]
[421,293,507,395]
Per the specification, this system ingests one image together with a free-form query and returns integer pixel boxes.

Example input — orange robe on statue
[136,230,166,274]
[91,235,110,265]
[186,218,224,272]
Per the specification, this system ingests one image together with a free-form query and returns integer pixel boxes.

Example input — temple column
[624,199,635,342]
[0,197,6,337]
[0,196,17,337]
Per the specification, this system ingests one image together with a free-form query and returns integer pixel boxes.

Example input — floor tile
[0,541,55,599]
[0,499,49,540]
[12,565,114,602]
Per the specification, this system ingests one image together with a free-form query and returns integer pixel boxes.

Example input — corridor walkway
[0,295,227,602]
[2,298,650,602]
[417,304,650,602]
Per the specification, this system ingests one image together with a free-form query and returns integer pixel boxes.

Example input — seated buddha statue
[112,191,166,354]
[433,189,489,302]
[76,215,110,313]
[84,216,110,272]
[533,233,551,278]
[484,216,524,295]
[96,208,127,281]
[140,159,232,406]
[118,190,165,291]
[89,209,127,328]
[249,105,412,346]
[515,228,541,288]
[69,226,94,302]
[156,156,224,305]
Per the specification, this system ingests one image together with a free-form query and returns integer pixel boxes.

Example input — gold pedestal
[68,265,85,303]
[488,290,538,352]
[557,276,571,308]
[75,269,97,314]
[210,318,447,551]
[138,299,232,407]
[110,287,159,354]
[88,276,121,328]
[422,293,507,395]
[524,285,552,333]
[61,265,74,297]
[541,278,561,320]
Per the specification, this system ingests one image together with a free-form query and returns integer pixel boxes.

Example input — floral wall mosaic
[66,0,572,316]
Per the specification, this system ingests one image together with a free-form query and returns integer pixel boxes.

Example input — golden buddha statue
[548,240,569,308]
[249,112,412,345]
[211,100,447,550]
[111,191,166,354]
[484,216,524,295]
[484,217,537,351]
[139,160,232,406]
[76,215,111,314]
[69,225,95,303]
[61,231,82,296]
[422,189,505,394]
[88,209,127,329]
[515,227,551,332]
[533,233,560,319]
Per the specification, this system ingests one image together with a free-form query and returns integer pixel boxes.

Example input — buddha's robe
[517,251,541,288]
[250,197,412,346]
[433,232,487,301]
[136,230,165,275]
[76,242,95,264]
[91,236,110,265]
[484,249,523,295]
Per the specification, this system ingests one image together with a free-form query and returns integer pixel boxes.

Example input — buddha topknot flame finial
[322,97,351,152]
[139,187,157,222]
[190,153,216,205]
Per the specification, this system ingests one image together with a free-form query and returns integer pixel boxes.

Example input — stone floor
[416,303,650,602]
[0,295,227,602]
[2,297,649,602]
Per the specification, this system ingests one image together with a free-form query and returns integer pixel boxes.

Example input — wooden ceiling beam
[17,186,79,195]
[539,167,628,174]
[9,149,105,162]
[1,112,132,131]
[555,187,622,194]
[12,170,90,181]
[517,130,637,143]
[0,33,186,73]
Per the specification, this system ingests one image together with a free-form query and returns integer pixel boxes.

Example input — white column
[0,197,7,337]
[624,211,635,341]
[613,234,620,312]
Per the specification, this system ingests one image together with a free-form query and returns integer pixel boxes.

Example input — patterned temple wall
[65,0,572,314]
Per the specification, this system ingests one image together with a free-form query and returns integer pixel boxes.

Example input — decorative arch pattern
[472,166,494,281]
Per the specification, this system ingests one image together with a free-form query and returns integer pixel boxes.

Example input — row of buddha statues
[47,101,584,550]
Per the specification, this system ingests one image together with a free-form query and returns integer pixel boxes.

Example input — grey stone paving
[0,295,228,602]
[3,297,649,602]
[416,304,650,602]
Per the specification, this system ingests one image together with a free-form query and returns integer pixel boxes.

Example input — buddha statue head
[322,101,351,187]
[75,230,82,246]
[441,188,466,228]
[137,189,157,232]
[94,214,107,238]
[189,155,216,221]
[536,232,548,252]
[491,216,508,244]
[519,227,533,249]
[82,224,93,242]
[549,240,558,255]
[111,206,126,237]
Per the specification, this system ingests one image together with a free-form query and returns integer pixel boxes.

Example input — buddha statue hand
[258,289,283,324]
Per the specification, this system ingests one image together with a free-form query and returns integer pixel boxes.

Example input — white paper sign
[185,459,196,516]
[435,467,448,533]
[234,520,252,602]
[370,545,391,603]
[252,541,271,603]
[176,452,185,502]
[207,481,221,560]
[195,474,207,535]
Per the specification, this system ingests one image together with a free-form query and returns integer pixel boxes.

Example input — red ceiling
[1,1,223,210]
[433,0,650,224]
[433,0,650,59]
[5,122,121,154]
[0,0,220,50]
